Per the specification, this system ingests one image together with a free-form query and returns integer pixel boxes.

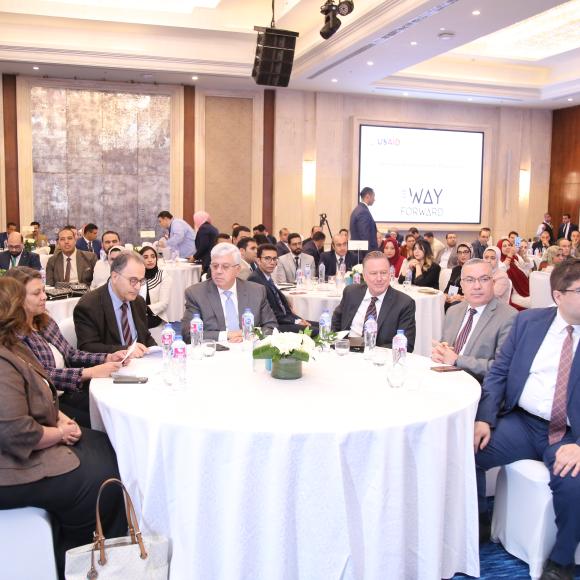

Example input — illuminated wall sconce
[302,160,316,198]
[519,168,530,203]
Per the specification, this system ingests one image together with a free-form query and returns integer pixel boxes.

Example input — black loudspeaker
[252,26,300,88]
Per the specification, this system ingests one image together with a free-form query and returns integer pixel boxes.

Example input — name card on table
[348,240,369,251]
[140,230,156,239]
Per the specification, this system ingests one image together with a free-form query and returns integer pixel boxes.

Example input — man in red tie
[475,259,580,580]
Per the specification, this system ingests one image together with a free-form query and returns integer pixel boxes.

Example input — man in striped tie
[474,259,580,579]
[431,259,517,383]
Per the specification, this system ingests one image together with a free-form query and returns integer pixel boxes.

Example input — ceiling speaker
[252,26,300,88]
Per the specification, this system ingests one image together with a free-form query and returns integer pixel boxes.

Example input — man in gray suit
[432,258,517,383]
[274,233,315,284]
[181,243,277,343]
[46,226,97,286]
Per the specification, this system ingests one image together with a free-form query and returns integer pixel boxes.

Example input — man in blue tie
[181,243,277,343]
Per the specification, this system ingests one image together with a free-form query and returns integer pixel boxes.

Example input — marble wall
[31,87,171,242]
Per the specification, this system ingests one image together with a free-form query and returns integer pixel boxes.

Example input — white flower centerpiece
[253,329,317,380]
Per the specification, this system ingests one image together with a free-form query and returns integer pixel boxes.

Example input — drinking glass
[201,339,216,358]
[334,339,350,356]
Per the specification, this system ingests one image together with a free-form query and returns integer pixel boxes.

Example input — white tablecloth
[283,282,444,357]
[529,270,554,308]
[45,296,80,323]
[90,348,480,580]
[158,261,202,322]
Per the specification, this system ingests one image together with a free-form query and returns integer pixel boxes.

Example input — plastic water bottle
[171,334,187,384]
[295,268,304,287]
[160,323,175,366]
[389,266,395,285]
[339,261,347,276]
[319,309,332,350]
[390,330,407,388]
[353,272,361,284]
[304,263,312,288]
[190,312,204,347]
[403,268,413,288]
[40,268,46,286]
[363,316,377,359]
[242,308,255,341]
[318,262,326,283]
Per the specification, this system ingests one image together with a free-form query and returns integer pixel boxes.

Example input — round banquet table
[90,347,480,580]
[529,270,555,308]
[158,261,202,321]
[283,282,445,357]
[45,296,80,323]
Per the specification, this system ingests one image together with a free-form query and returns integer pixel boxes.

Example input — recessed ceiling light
[367,61,374,66]
[410,41,418,46]
[403,92,409,96]
[472,10,481,16]
[440,27,446,31]
[331,78,338,83]
[467,97,473,101]
[438,31,455,40]
[568,98,574,102]
[33,66,39,70]
[191,75,199,80]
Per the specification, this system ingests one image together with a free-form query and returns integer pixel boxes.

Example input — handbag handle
[93,478,148,566]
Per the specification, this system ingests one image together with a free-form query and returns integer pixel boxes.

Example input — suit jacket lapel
[520,309,558,382]
[344,285,367,328]
[209,281,226,328]
[101,286,122,344]
[55,254,64,281]
[465,300,496,351]
[237,280,249,318]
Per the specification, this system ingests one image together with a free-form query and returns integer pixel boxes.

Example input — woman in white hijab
[483,246,511,304]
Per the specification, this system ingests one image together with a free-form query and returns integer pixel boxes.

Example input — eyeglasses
[7,245,23,251]
[260,256,279,263]
[210,263,239,272]
[461,275,492,285]
[118,273,146,287]
[457,250,472,255]
[560,287,580,295]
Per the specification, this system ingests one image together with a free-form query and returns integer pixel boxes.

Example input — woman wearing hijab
[382,238,407,277]
[483,246,511,303]
[192,211,219,274]
[538,245,564,273]
[138,246,173,328]
[498,238,530,310]
[443,243,472,311]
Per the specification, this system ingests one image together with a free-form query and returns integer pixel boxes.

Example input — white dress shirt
[62,250,79,283]
[518,311,580,422]
[8,252,23,269]
[218,281,239,341]
[439,247,452,269]
[349,288,387,337]
[454,304,487,354]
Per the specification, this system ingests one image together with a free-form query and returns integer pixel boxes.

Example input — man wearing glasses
[181,243,277,343]
[74,251,156,354]
[475,260,580,579]
[432,258,517,383]
[248,244,315,333]
[0,231,41,270]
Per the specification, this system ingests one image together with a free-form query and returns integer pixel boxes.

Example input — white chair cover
[59,316,78,349]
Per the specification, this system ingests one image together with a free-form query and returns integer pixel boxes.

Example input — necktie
[267,277,286,315]
[338,257,344,269]
[454,308,477,354]
[549,325,574,445]
[64,257,72,282]
[88,241,93,252]
[224,290,240,330]
[564,224,569,239]
[294,256,300,270]
[120,303,132,345]
[10,255,16,268]
[364,296,378,325]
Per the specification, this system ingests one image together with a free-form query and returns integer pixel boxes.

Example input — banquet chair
[438,268,452,291]
[0,507,58,580]
[58,316,77,349]
[491,460,580,579]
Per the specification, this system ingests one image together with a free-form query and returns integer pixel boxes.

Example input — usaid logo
[376,137,400,146]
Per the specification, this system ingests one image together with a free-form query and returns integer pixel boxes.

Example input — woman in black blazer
[192,211,219,274]
[398,238,441,290]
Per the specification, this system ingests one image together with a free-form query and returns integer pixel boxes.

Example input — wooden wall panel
[2,74,19,227]
[183,85,195,226]
[549,105,580,226]
[262,89,275,231]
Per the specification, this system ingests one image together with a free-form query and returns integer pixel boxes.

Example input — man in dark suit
[349,187,378,253]
[302,231,326,270]
[319,233,358,279]
[432,259,517,383]
[253,223,276,245]
[0,221,17,249]
[471,227,491,259]
[475,260,580,579]
[332,251,416,350]
[0,231,41,270]
[181,242,277,343]
[76,223,102,255]
[248,244,315,334]
[46,226,97,286]
[557,213,579,242]
[276,227,290,256]
[74,251,156,354]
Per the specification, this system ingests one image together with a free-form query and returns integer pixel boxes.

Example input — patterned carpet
[453,541,580,579]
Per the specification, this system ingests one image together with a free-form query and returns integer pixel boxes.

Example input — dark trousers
[476,409,580,566]
[0,429,127,579]
[59,387,92,428]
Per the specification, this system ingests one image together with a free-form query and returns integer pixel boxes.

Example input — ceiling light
[410,41,418,46]
[337,0,354,16]
[191,75,199,80]
[440,27,446,31]
[331,78,338,83]
[438,31,455,40]
[467,98,473,101]
[367,60,374,66]
[472,10,481,16]
[320,1,342,40]
[403,92,409,96]
[568,98,574,102]
[33,66,39,70]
